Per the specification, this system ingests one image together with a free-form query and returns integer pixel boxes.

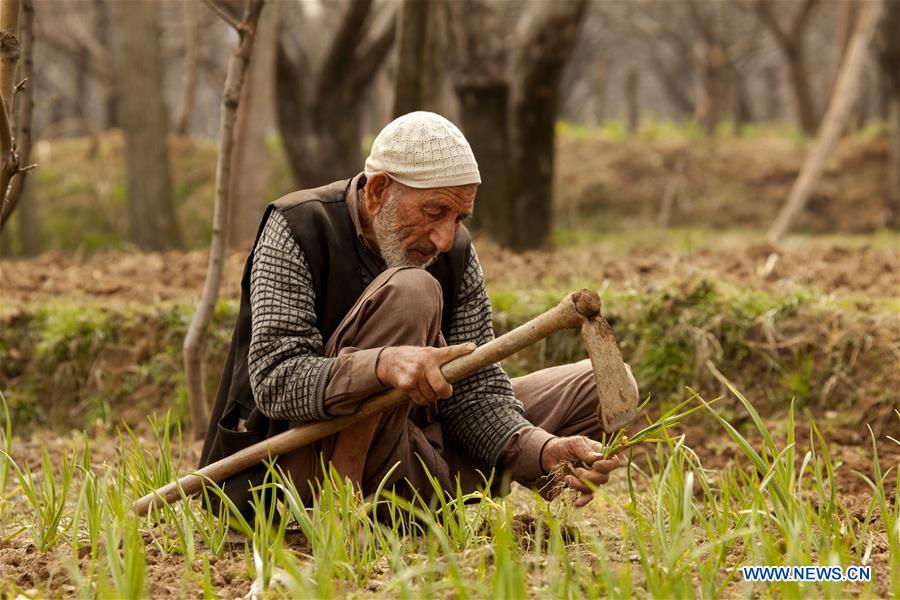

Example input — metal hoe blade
[581,315,640,433]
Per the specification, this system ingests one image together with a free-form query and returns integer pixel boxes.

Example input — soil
[1,236,897,310]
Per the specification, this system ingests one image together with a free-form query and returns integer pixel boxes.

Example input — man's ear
[364,172,391,217]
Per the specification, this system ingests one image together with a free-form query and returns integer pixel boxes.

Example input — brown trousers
[280,267,602,501]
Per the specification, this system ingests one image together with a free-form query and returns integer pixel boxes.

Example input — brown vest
[198,177,471,518]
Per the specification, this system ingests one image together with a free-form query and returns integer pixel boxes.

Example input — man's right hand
[375,343,476,406]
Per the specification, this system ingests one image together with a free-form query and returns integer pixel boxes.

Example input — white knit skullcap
[364,111,481,189]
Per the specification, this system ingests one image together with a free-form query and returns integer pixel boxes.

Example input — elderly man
[200,112,630,518]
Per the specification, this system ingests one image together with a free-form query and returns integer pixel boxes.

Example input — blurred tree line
[0,0,897,255]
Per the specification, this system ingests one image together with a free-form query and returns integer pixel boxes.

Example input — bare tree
[688,2,731,134]
[0,0,20,113]
[184,0,266,440]
[0,0,21,226]
[510,0,588,250]
[753,0,822,135]
[229,0,278,249]
[446,0,513,243]
[0,0,38,240]
[275,0,397,187]
[174,0,201,136]
[95,0,116,129]
[596,2,697,119]
[768,0,885,243]
[447,0,587,250]
[876,0,900,228]
[111,0,182,251]
[0,0,34,233]
[393,0,445,116]
[624,66,640,133]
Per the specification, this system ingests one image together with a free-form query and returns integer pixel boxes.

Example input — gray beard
[372,196,437,269]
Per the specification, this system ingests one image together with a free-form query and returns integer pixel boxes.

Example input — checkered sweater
[247,210,530,467]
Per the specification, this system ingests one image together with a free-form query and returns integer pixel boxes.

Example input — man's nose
[429,220,456,253]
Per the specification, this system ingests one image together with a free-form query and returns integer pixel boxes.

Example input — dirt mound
[2,237,896,310]
[476,237,899,299]
[0,250,246,308]
[556,134,894,233]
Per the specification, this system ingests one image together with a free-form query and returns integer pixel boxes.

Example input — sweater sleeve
[439,247,534,468]
[247,210,335,421]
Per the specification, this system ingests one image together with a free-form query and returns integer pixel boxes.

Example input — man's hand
[541,436,621,508]
[375,343,476,406]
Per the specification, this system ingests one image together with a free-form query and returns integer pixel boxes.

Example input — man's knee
[376,267,443,325]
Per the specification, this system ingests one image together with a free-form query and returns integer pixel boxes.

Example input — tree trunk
[393,0,445,116]
[732,67,755,127]
[229,1,278,250]
[174,0,200,136]
[832,0,859,93]
[786,43,818,135]
[754,0,822,135]
[768,0,885,243]
[0,0,20,115]
[0,0,21,235]
[446,0,514,243]
[95,0,117,129]
[693,40,730,134]
[456,83,513,242]
[73,45,91,137]
[594,53,612,124]
[624,66,640,133]
[649,51,695,117]
[16,178,36,254]
[510,0,587,251]
[877,0,900,227]
[764,63,781,120]
[111,0,181,251]
[276,0,397,188]
[889,95,900,228]
[184,0,265,441]
[0,0,33,235]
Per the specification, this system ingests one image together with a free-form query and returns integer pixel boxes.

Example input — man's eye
[425,209,444,219]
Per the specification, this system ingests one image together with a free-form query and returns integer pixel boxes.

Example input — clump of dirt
[511,513,581,550]
[556,134,893,233]
[0,539,70,591]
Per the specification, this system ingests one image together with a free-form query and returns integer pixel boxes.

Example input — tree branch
[316,0,373,96]
[348,7,398,91]
[203,0,241,30]
[183,0,265,439]
[35,26,113,82]
[0,0,34,230]
[754,0,790,50]
[791,0,821,38]
[768,0,884,243]
[0,0,21,114]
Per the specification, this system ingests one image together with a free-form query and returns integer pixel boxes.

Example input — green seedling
[600,393,721,458]
[3,445,75,551]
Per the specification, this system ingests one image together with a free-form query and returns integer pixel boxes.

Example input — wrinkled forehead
[406,183,477,213]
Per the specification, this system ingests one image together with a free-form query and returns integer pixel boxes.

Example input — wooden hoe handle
[132,289,603,516]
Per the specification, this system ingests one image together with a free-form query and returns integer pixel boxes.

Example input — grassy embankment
[2,272,897,435]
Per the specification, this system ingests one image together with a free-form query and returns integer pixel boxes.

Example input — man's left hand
[541,436,620,508]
